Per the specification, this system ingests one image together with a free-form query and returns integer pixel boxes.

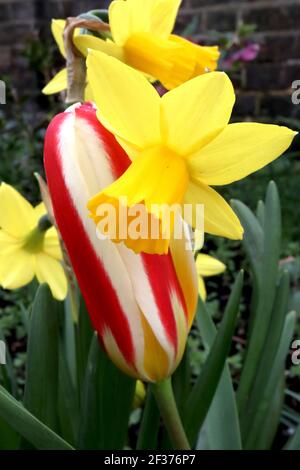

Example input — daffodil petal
[109,0,132,45]
[44,227,62,260]
[0,231,21,254]
[188,123,297,186]
[73,34,125,60]
[161,71,235,155]
[35,253,67,300]
[196,253,226,277]
[0,183,35,237]
[0,250,35,289]
[184,181,244,240]
[51,19,66,58]
[198,275,207,301]
[110,0,154,45]
[151,0,182,38]
[42,68,67,95]
[87,51,161,148]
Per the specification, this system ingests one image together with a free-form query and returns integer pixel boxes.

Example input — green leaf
[0,328,17,397]
[240,271,290,443]
[252,376,284,450]
[172,347,192,414]
[230,199,264,281]
[0,386,74,450]
[78,333,136,450]
[245,311,296,449]
[62,291,78,388]
[24,284,61,431]
[76,295,94,391]
[195,296,242,450]
[57,342,79,446]
[236,181,281,415]
[184,271,243,445]
[284,424,300,450]
[137,387,160,450]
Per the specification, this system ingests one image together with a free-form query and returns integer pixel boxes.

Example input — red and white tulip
[44,103,197,382]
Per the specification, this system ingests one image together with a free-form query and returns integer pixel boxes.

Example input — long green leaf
[184,271,243,445]
[236,182,281,415]
[240,271,289,442]
[76,296,93,391]
[137,387,160,450]
[195,296,242,450]
[0,386,73,450]
[24,284,61,431]
[78,333,135,450]
[245,311,296,449]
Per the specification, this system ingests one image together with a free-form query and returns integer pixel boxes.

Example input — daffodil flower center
[22,215,52,254]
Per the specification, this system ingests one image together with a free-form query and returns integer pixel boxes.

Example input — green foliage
[0,182,299,450]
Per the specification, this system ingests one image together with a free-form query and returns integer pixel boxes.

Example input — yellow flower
[133,380,146,408]
[196,254,226,301]
[0,183,68,300]
[86,52,296,255]
[43,0,219,95]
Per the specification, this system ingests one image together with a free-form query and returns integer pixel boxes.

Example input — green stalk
[152,378,190,450]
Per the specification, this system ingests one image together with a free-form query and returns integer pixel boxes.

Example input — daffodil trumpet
[44,102,198,382]
[86,51,297,255]
[0,183,68,300]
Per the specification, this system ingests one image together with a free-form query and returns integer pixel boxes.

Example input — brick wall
[1,0,300,118]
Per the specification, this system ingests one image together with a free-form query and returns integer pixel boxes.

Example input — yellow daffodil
[43,0,219,96]
[196,254,226,300]
[133,380,146,408]
[86,51,296,255]
[0,183,67,300]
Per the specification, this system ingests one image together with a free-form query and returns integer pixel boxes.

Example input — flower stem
[152,378,191,450]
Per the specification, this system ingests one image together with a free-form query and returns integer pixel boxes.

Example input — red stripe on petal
[44,110,136,368]
[77,105,188,353]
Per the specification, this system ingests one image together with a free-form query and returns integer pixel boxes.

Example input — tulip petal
[184,181,244,240]
[188,123,297,186]
[0,183,35,237]
[196,253,226,277]
[169,218,198,328]
[151,0,182,38]
[73,34,124,60]
[161,71,235,155]
[0,250,35,289]
[87,51,161,149]
[44,103,197,381]
[42,68,67,95]
[51,19,66,58]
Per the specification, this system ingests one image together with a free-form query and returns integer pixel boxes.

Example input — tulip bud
[44,103,197,382]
